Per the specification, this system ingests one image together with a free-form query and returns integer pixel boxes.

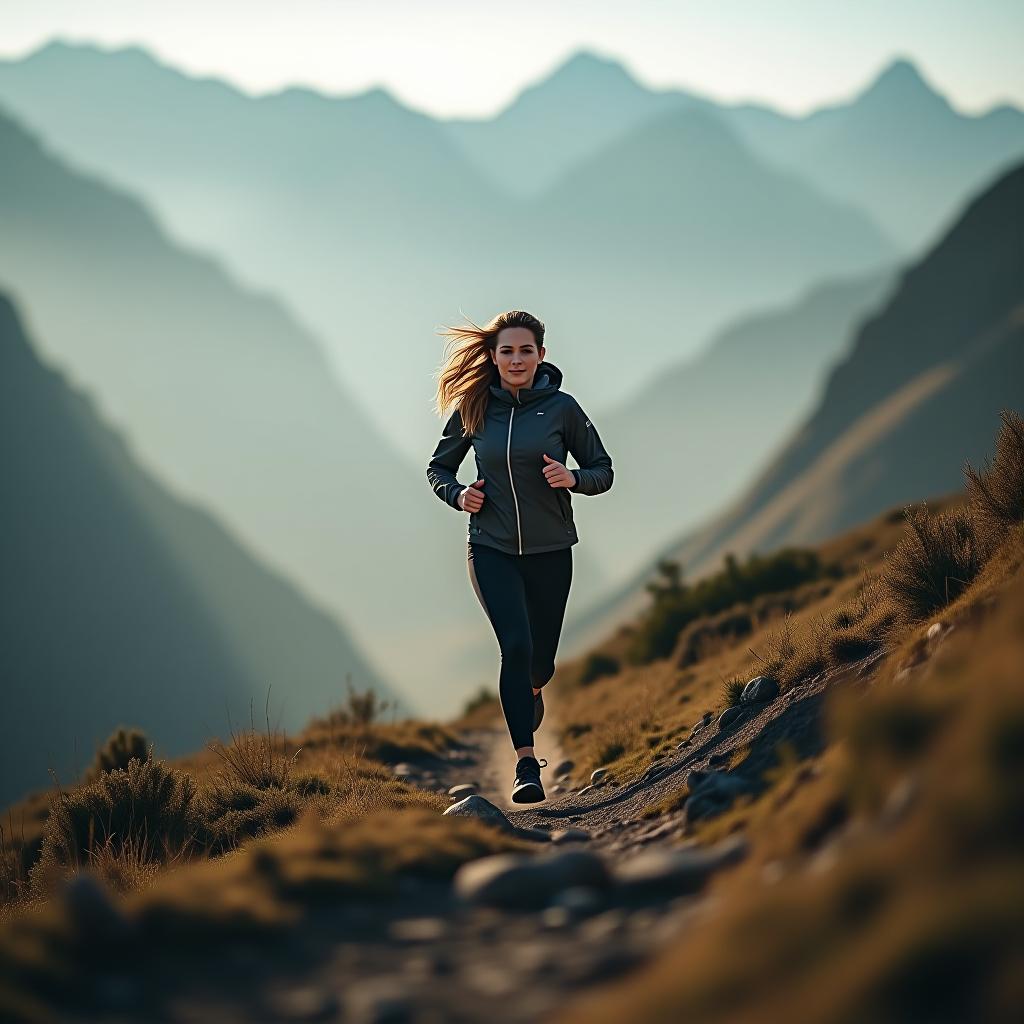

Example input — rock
[550,827,591,844]
[554,759,575,777]
[391,763,415,778]
[717,706,746,730]
[613,835,748,896]
[550,784,563,794]
[443,794,516,833]
[388,917,448,942]
[556,773,572,784]
[926,621,943,640]
[590,768,608,785]
[447,783,478,798]
[577,784,594,795]
[579,908,627,941]
[453,848,612,910]
[676,739,692,749]
[686,769,750,800]
[345,979,413,1024]
[62,872,133,944]
[268,986,338,1021]
[740,675,780,704]
[550,885,604,917]
[515,826,553,843]
[682,770,753,822]
[689,712,714,739]
[707,751,731,768]
[639,761,673,784]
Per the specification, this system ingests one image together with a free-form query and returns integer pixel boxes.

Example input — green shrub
[629,548,835,664]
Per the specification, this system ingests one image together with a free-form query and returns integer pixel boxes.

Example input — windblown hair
[433,310,546,436]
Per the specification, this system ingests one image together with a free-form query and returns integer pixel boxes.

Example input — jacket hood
[488,359,564,405]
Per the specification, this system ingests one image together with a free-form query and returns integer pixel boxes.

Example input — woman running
[426,310,614,803]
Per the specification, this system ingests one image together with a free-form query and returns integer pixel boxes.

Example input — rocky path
[68,652,886,1024]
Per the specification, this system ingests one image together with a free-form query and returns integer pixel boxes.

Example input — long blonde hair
[433,310,546,436]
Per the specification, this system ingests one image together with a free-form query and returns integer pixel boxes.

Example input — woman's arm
[564,396,613,495]
[427,407,472,509]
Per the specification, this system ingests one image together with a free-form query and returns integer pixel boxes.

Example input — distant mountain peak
[542,48,644,93]
[858,56,947,109]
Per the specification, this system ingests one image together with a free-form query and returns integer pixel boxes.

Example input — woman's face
[491,327,544,389]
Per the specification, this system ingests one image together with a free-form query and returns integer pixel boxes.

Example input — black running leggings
[467,541,573,750]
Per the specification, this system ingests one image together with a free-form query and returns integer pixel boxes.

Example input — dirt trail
[64,653,885,1023]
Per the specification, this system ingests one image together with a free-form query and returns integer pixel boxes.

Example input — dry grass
[0,805,533,1020]
[556,528,1024,1024]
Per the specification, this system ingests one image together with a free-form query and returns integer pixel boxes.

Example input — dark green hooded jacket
[426,360,613,555]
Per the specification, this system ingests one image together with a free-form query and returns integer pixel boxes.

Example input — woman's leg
[520,546,573,693]
[467,542,535,751]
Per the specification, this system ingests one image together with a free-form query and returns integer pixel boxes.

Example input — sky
[3,0,1023,119]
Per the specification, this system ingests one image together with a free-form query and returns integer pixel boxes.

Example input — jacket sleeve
[427,407,472,510]
[564,396,613,496]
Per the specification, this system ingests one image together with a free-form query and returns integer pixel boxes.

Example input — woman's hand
[459,479,486,512]
[542,453,575,489]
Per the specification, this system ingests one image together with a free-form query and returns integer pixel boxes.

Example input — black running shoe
[533,689,545,730]
[511,755,548,804]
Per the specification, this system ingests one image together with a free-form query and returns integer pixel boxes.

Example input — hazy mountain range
[0,40,906,459]
[564,159,1024,654]
[2,39,1020,725]
[0,290,404,808]
[447,52,1024,254]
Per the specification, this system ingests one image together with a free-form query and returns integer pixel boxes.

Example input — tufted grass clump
[86,727,152,781]
[29,756,200,897]
[964,409,1024,558]
[881,504,983,621]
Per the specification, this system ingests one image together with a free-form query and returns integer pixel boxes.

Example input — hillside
[0,290,398,808]
[584,265,898,582]
[1,406,1021,1023]
[564,158,1024,654]
[0,104,481,708]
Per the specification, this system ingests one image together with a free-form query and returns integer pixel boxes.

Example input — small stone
[550,827,591,844]
[454,848,612,910]
[62,872,133,943]
[578,908,627,941]
[740,675,780,704]
[447,783,478,798]
[613,835,748,896]
[388,917,448,942]
[392,763,415,778]
[346,979,412,1024]
[590,767,608,785]
[269,986,338,1021]
[443,794,516,833]
[689,712,714,739]
[717,706,746,730]
[554,759,575,776]
[550,885,604,917]
[926,621,943,640]
[577,784,594,795]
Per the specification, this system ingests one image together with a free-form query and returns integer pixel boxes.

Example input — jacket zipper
[506,397,523,554]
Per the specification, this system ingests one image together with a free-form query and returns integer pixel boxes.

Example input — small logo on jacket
[585,419,591,427]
